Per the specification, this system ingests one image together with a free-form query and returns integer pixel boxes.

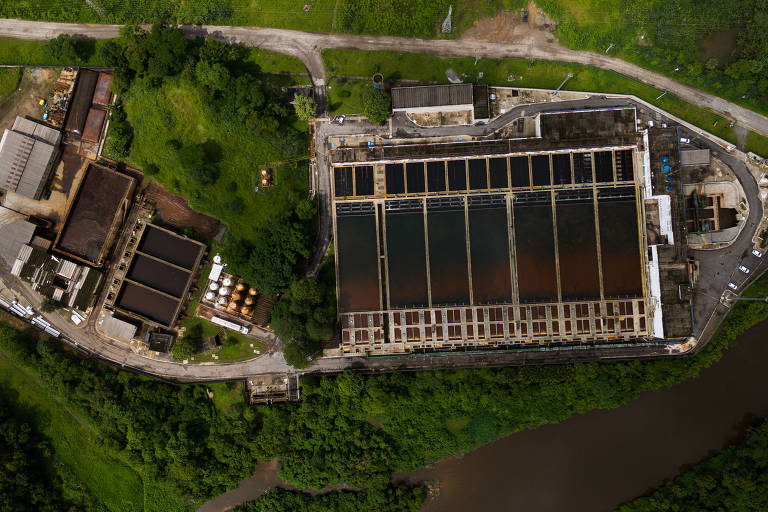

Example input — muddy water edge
[200,320,768,511]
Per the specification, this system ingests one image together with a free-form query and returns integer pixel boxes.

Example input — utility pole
[605,43,615,53]
[551,73,574,97]
[655,91,668,101]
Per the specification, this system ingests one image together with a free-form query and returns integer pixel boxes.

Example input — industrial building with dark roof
[54,163,135,266]
[0,116,61,199]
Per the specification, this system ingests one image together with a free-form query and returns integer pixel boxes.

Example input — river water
[200,320,768,512]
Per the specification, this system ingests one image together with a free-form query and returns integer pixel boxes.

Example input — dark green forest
[1,272,768,507]
[233,487,426,512]
[619,420,768,511]
[0,389,104,512]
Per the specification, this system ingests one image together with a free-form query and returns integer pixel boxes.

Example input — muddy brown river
[200,320,768,511]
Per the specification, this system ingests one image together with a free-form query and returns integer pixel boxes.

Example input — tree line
[0,386,104,512]
[619,419,768,511]
[1,273,767,503]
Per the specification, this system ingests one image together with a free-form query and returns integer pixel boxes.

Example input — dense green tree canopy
[0,389,103,511]
[43,34,80,64]
[620,420,768,511]
[293,94,317,121]
[361,87,391,124]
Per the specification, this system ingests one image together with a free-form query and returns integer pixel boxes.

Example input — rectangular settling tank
[127,255,191,298]
[514,193,558,302]
[489,158,508,189]
[385,163,405,194]
[510,156,530,187]
[334,167,354,197]
[138,226,202,270]
[336,207,380,312]
[385,200,429,307]
[427,198,469,305]
[468,195,512,303]
[117,282,179,326]
[427,161,446,192]
[406,162,425,193]
[598,190,643,297]
[555,191,601,299]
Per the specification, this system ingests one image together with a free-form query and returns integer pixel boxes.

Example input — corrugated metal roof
[100,314,138,342]
[92,73,113,106]
[82,108,106,143]
[680,149,710,167]
[12,116,61,146]
[0,128,57,199]
[392,84,473,109]
[0,219,35,265]
[65,70,98,135]
[56,259,78,279]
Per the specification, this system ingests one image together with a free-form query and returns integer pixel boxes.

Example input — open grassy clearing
[0,351,145,512]
[0,38,108,65]
[0,67,21,102]
[207,381,246,417]
[324,49,768,156]
[190,331,268,363]
[123,78,308,240]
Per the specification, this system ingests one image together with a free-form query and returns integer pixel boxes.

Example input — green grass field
[0,353,145,511]
[207,381,246,417]
[0,67,21,102]
[324,49,768,156]
[243,47,309,75]
[233,0,336,31]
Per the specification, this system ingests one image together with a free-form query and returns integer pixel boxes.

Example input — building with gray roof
[11,244,102,312]
[0,116,61,199]
[0,218,35,265]
[391,84,490,122]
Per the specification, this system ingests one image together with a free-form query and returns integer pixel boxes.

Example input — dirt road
[1,19,767,137]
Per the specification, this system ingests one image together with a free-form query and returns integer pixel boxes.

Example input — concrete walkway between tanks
[1,19,768,136]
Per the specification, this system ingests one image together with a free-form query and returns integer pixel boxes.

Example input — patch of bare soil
[0,68,56,131]
[461,2,558,45]
[143,181,223,241]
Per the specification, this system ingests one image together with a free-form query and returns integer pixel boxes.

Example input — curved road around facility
[1,19,768,136]
[0,19,766,381]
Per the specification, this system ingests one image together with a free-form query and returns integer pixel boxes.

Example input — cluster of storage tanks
[204,277,258,317]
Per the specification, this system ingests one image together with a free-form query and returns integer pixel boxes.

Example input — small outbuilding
[680,149,710,167]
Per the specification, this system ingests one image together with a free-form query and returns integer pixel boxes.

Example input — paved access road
[2,19,768,136]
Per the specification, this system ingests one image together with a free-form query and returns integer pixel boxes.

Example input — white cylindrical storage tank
[217,297,228,306]
[218,287,230,296]
[209,282,220,291]
[222,277,233,287]
[205,291,216,301]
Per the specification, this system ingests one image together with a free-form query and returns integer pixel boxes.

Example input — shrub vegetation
[1,271,767,503]
[619,420,768,511]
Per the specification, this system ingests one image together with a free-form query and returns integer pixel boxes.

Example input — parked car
[680,137,690,143]
[752,249,763,258]
[738,265,750,274]
[728,282,738,290]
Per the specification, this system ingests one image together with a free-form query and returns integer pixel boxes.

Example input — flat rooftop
[55,163,135,265]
